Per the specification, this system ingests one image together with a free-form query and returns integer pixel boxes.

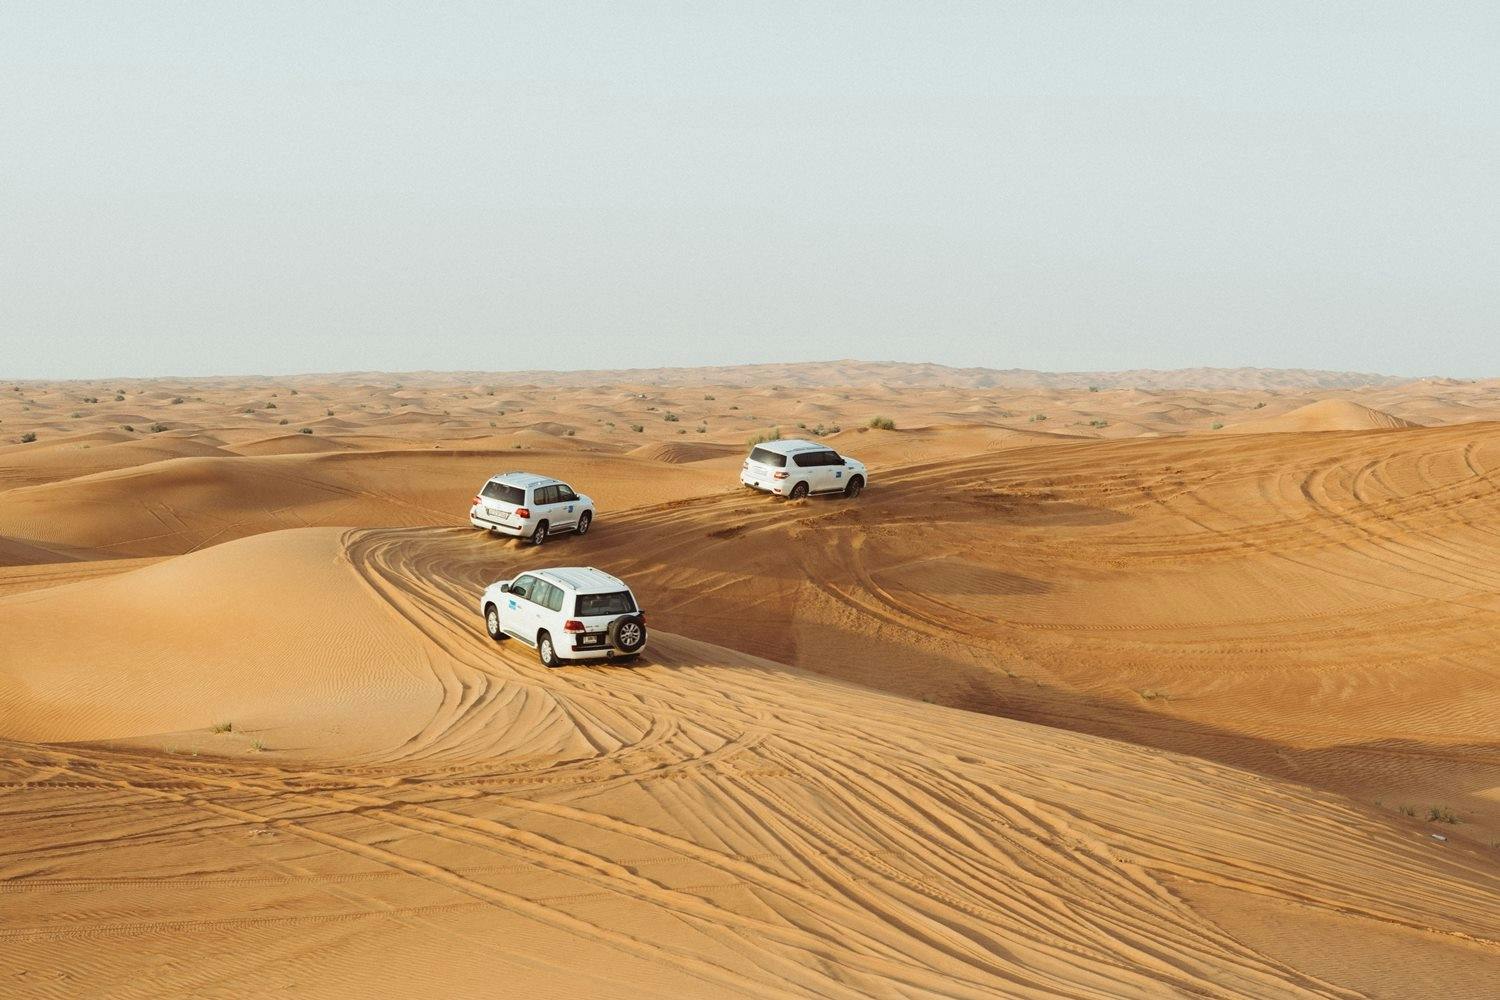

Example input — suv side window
[510,574,538,601]
[792,452,819,468]
[533,581,564,612]
[534,485,558,505]
[824,452,843,465]
[555,484,579,503]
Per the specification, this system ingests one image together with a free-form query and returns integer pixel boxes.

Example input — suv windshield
[748,447,787,468]
[576,591,637,616]
[481,481,525,505]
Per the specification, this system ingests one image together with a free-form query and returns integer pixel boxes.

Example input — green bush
[148,423,167,433]
[663,411,679,422]
[299,427,312,434]
[630,423,644,433]
[868,416,896,430]
[747,427,781,447]
[20,431,36,443]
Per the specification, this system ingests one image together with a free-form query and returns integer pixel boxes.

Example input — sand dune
[1228,398,1422,433]
[2,367,1498,997]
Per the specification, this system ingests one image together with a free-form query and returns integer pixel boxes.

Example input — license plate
[579,634,603,646]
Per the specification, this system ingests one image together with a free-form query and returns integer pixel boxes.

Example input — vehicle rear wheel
[789,481,809,500]
[608,614,647,654]
[844,475,864,499]
[576,511,592,535]
[484,604,506,641]
[538,631,561,668]
[531,521,548,545]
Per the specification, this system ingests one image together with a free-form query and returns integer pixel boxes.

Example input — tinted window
[509,574,538,601]
[555,484,579,503]
[534,485,558,505]
[481,481,525,505]
[576,591,636,616]
[749,447,787,468]
[537,581,565,612]
[792,451,821,468]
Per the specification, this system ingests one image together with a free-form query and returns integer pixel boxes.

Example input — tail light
[472,495,483,506]
[562,619,585,634]
[515,507,530,519]
[773,470,789,479]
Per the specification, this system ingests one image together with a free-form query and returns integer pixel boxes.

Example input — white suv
[470,472,595,545]
[740,439,867,499]
[480,566,647,666]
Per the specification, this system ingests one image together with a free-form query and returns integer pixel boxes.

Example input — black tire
[789,481,810,500]
[844,475,864,499]
[484,604,506,641]
[576,511,592,535]
[530,521,549,545]
[612,653,641,664]
[608,614,647,654]
[537,631,561,668]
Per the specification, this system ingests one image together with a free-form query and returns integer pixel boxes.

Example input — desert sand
[2,363,1498,998]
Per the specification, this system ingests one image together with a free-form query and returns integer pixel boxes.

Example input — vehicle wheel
[789,481,809,500]
[484,604,507,641]
[612,653,641,664]
[576,511,592,535]
[537,631,561,668]
[531,521,548,545]
[844,475,864,499]
[608,614,647,654]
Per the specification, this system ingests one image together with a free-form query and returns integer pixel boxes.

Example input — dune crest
[1228,398,1421,433]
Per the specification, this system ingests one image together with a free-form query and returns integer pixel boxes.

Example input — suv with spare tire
[480,566,647,666]
[740,439,867,500]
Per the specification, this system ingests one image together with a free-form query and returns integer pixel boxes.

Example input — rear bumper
[561,641,645,661]
[470,511,525,536]
[739,473,785,495]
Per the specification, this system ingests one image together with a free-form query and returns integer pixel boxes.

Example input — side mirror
[498,583,512,594]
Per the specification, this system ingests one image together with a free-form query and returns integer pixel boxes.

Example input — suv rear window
[481,481,525,505]
[748,447,786,468]
[576,591,637,616]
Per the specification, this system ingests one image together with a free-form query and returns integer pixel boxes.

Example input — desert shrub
[677,428,687,434]
[1089,419,1109,428]
[289,388,298,395]
[1028,414,1047,423]
[264,401,276,409]
[326,408,334,416]
[1088,385,1101,393]
[703,394,715,400]
[20,431,36,443]
[171,396,184,404]
[728,404,739,410]
[1211,421,1225,430]
[121,424,135,432]
[1427,806,1459,823]
[299,427,312,434]
[1253,401,1267,409]
[70,411,82,418]
[211,721,233,733]
[148,423,167,433]
[663,411,679,422]
[747,427,781,447]
[114,394,124,401]
[695,425,707,433]
[868,416,896,430]
[565,429,575,436]
[278,418,289,425]
[82,395,98,403]
[630,423,644,433]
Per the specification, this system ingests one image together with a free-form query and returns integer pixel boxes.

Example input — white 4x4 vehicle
[480,567,647,666]
[469,471,595,545]
[740,439,867,499]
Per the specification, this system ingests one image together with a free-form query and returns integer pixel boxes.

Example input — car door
[504,574,542,641]
[820,450,848,492]
[532,485,565,530]
[552,483,582,529]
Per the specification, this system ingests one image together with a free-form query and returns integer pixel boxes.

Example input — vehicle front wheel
[530,521,548,545]
[576,511,592,535]
[789,481,809,500]
[537,631,561,668]
[844,475,864,499]
[484,604,506,641]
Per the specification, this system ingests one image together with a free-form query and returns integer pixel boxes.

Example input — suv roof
[749,438,830,456]
[488,471,562,489]
[528,566,630,594]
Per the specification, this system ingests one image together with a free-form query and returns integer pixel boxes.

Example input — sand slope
[2,526,1495,998]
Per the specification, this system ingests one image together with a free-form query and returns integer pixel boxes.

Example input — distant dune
[1228,398,1422,433]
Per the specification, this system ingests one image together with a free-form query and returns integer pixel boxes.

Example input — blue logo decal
[507,599,518,610]
[835,470,843,478]
[568,505,574,513]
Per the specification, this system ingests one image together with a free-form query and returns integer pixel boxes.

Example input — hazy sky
[4,2,1497,379]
